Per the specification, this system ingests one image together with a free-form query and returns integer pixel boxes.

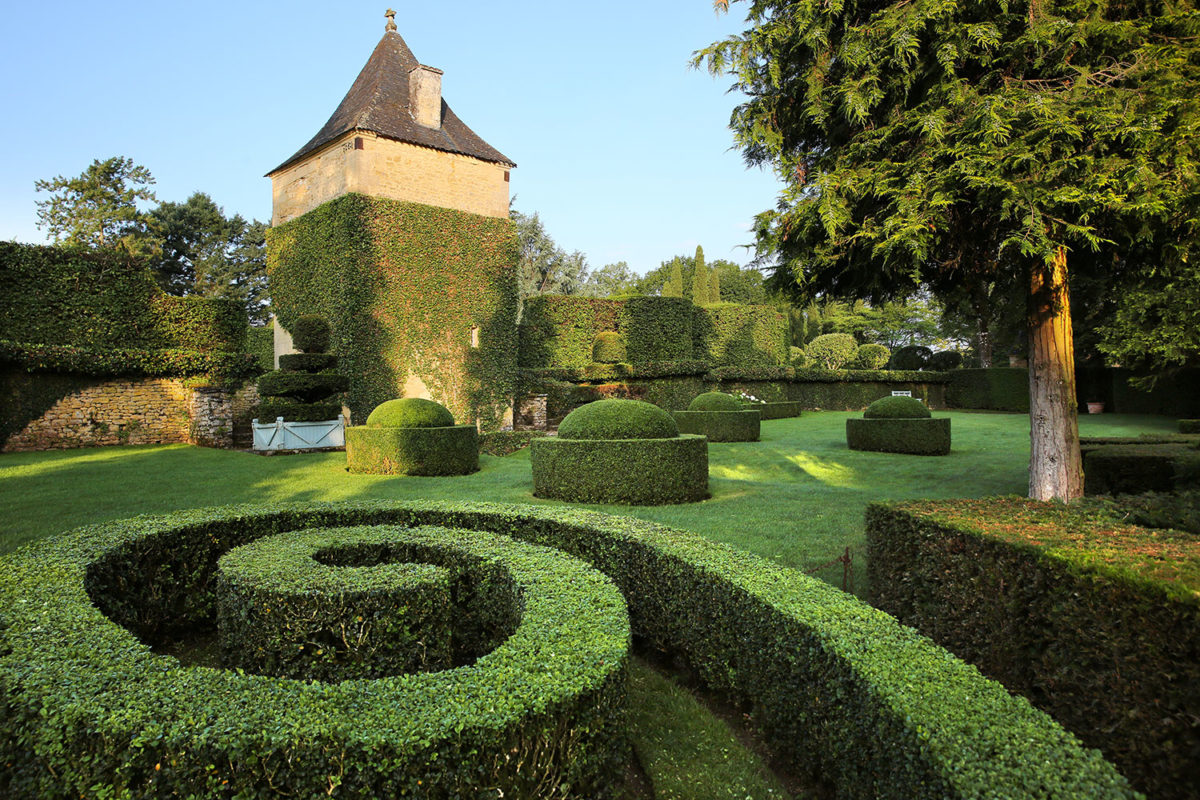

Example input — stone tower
[266,10,520,430]
[267,9,515,223]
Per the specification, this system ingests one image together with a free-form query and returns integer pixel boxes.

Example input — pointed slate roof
[268,30,515,176]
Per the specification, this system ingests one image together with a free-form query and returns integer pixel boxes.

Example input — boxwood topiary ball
[291,316,332,354]
[366,398,456,428]
[864,396,931,419]
[688,392,743,412]
[557,399,679,440]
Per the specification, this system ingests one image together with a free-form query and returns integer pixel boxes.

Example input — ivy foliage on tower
[697,0,1200,500]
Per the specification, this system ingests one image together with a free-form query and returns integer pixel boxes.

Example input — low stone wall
[1,373,251,453]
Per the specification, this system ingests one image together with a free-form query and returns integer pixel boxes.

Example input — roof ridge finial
[385,8,397,32]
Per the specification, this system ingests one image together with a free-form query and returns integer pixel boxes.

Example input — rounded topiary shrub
[928,350,965,371]
[533,399,708,504]
[848,396,950,455]
[853,343,891,370]
[806,333,860,370]
[673,392,760,442]
[863,395,932,419]
[688,392,744,412]
[345,398,478,476]
[591,331,627,364]
[290,315,332,354]
[790,346,809,368]
[890,345,933,371]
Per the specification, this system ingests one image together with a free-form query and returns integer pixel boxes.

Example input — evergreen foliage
[365,398,455,429]
[557,398,680,441]
[852,343,892,370]
[34,156,159,258]
[806,333,860,370]
[692,246,710,306]
[864,396,932,419]
[688,391,744,412]
[663,259,685,298]
[256,315,345,423]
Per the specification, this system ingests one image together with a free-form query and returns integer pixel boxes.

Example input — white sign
[891,391,913,397]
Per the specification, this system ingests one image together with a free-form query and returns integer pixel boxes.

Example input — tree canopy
[512,209,589,298]
[35,156,160,258]
[698,0,1200,500]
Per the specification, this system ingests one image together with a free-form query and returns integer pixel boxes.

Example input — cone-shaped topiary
[557,399,679,441]
[863,396,932,419]
[688,392,743,412]
[367,398,456,429]
[346,398,478,476]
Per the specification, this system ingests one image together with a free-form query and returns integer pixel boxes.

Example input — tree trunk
[971,282,993,368]
[1027,247,1083,501]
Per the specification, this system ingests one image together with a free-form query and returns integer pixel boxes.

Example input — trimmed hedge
[672,410,760,442]
[867,498,1199,800]
[478,429,549,457]
[290,315,331,354]
[269,194,518,430]
[345,425,479,476]
[847,417,952,455]
[946,368,1030,412]
[1083,444,1200,495]
[218,528,456,679]
[863,395,931,419]
[0,501,1138,799]
[247,325,275,372]
[693,304,789,368]
[806,333,860,370]
[0,504,629,798]
[0,339,260,384]
[927,350,964,370]
[592,331,626,363]
[741,400,803,419]
[621,296,695,362]
[1182,419,1200,434]
[688,391,743,412]
[852,343,891,370]
[366,397,455,429]
[278,353,338,373]
[257,371,350,402]
[0,242,247,353]
[531,436,710,505]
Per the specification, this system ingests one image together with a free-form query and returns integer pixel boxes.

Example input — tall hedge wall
[0,242,246,352]
[692,303,789,368]
[518,296,624,369]
[268,193,519,429]
[946,368,1031,412]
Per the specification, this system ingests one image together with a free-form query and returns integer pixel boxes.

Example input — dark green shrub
[688,391,743,412]
[1100,490,1200,535]
[531,435,710,504]
[693,304,790,367]
[806,333,859,369]
[247,325,275,371]
[864,395,932,419]
[1181,419,1200,434]
[256,401,343,423]
[620,296,695,363]
[1084,444,1200,495]
[289,315,332,354]
[218,528,456,680]
[946,368,1029,411]
[478,430,550,457]
[592,331,627,363]
[847,417,951,455]
[889,345,933,371]
[0,506,628,798]
[278,353,338,372]
[345,425,479,476]
[928,350,964,370]
[0,340,260,384]
[789,346,808,368]
[672,410,760,442]
[852,343,891,370]
[365,397,456,428]
[749,400,804,419]
[867,498,1200,800]
[256,371,350,403]
[557,398,679,441]
[0,502,1138,800]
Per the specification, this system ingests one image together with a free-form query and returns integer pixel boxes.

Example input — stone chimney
[409,65,443,128]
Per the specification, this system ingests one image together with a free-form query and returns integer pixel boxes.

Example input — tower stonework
[266,13,519,430]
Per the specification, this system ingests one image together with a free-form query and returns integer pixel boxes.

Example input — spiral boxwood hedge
[671,410,760,442]
[218,528,460,680]
[0,501,1137,799]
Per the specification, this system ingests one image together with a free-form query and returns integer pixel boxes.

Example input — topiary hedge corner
[847,396,951,455]
[345,398,479,476]
[671,392,760,442]
[0,501,1140,799]
[741,400,803,420]
[1180,419,1200,434]
[532,399,709,505]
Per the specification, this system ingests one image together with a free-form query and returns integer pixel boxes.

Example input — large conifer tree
[698,0,1199,500]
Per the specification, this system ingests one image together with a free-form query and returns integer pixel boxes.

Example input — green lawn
[0,410,1175,597]
[0,410,1175,798]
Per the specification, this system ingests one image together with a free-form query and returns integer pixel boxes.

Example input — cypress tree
[662,259,684,298]
[691,246,709,306]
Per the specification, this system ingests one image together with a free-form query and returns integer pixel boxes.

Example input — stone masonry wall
[271,131,510,225]
[3,377,248,453]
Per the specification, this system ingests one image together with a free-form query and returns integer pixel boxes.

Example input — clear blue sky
[0,1,781,277]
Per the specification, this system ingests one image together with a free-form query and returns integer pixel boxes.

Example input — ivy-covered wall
[518,296,624,370]
[0,242,247,352]
[268,193,519,429]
